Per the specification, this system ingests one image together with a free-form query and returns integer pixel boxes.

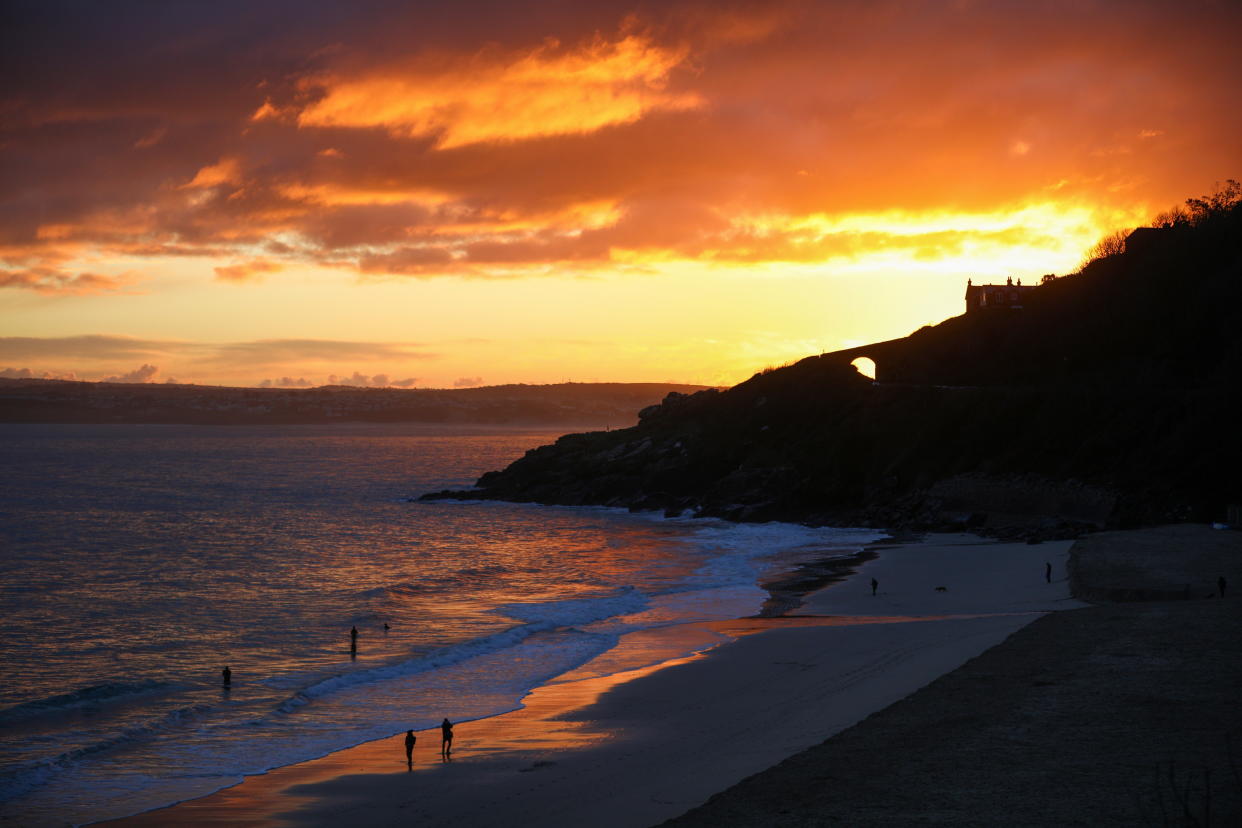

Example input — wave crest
[0,680,172,727]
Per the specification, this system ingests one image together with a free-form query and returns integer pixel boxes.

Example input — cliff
[424,188,1242,531]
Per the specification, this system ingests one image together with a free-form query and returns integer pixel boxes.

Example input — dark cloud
[3,1,1239,279]
[0,332,437,369]
[0,366,79,380]
[205,339,437,366]
[0,335,183,361]
[357,245,455,274]
[0,336,438,384]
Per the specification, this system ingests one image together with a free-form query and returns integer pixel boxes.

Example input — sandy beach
[666,525,1241,826]
[106,533,1082,827]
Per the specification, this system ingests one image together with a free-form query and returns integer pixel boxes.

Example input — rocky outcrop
[422,196,1242,530]
[422,365,1238,532]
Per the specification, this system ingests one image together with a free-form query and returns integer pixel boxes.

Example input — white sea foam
[497,585,649,627]
[0,702,212,802]
[0,424,883,827]
[275,589,644,715]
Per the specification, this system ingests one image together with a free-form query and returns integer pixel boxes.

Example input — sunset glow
[3,0,1239,387]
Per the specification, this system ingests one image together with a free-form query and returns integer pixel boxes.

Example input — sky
[2,0,1239,388]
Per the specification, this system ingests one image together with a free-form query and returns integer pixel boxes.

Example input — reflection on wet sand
[105,614,938,827]
[106,613,1018,824]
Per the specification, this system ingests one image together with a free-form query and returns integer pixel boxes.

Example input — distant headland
[0,380,712,427]
[424,182,1242,534]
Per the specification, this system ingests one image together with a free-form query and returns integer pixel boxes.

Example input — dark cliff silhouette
[424,184,1242,531]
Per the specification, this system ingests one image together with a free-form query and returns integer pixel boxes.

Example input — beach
[107,533,1086,827]
[667,525,1242,826]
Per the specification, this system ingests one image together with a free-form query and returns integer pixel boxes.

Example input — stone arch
[850,356,877,380]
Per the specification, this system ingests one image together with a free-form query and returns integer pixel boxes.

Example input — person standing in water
[221,666,231,687]
[1045,562,1052,584]
[404,729,416,768]
[350,626,358,653]
[441,718,454,757]
[871,577,878,597]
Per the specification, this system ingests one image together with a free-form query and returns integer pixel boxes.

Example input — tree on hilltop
[1155,179,1240,228]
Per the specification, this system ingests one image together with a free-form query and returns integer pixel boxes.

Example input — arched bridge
[820,337,910,383]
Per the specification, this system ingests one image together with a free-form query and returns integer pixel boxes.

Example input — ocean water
[0,423,881,826]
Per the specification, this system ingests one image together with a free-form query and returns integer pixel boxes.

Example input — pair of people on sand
[405,719,454,767]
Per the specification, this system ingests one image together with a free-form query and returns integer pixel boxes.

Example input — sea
[0,423,882,826]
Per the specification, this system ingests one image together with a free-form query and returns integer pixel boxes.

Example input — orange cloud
[3,0,1239,293]
[0,267,131,295]
[213,259,284,282]
[183,157,242,189]
[293,32,702,148]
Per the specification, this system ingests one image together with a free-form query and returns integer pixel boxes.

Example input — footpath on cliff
[662,524,1242,827]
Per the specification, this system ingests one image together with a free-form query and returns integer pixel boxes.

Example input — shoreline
[665,523,1242,826]
[97,532,892,827]
[103,532,1078,827]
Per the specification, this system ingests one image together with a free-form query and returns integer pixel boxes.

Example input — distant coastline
[0,379,711,427]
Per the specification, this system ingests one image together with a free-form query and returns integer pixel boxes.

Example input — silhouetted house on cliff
[1124,226,1167,256]
[964,277,1036,313]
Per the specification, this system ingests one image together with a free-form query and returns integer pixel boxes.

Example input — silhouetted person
[441,718,454,756]
[1219,576,1227,598]
[384,622,390,633]
[404,729,416,768]
[871,577,878,597]
[350,626,358,653]
[1045,562,1052,583]
[221,666,231,687]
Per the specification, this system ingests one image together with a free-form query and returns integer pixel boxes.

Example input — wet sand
[665,525,1242,826]
[104,535,1081,827]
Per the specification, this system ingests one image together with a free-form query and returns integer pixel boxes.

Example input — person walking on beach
[350,626,358,653]
[441,718,454,757]
[1045,562,1052,584]
[1219,575,1227,598]
[871,577,878,597]
[404,729,416,768]
[221,666,231,687]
